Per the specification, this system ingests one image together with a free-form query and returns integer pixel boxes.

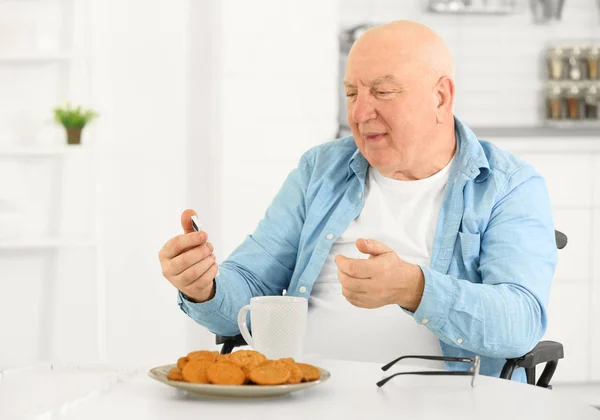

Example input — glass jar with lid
[584,84,599,119]
[547,47,565,80]
[565,83,583,119]
[587,46,599,80]
[567,47,584,81]
[547,84,564,120]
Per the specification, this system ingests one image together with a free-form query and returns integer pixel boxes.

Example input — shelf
[471,126,600,138]
[427,2,519,15]
[0,52,73,64]
[0,237,96,250]
[0,145,91,157]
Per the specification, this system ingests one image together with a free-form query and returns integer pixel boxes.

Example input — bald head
[349,20,454,84]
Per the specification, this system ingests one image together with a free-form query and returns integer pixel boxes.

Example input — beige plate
[148,364,331,399]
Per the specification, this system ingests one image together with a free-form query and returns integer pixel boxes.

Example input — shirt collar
[346,116,491,183]
[453,115,490,183]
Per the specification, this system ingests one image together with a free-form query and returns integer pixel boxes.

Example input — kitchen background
[0,0,599,407]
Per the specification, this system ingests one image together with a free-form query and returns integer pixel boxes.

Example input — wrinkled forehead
[345,48,415,87]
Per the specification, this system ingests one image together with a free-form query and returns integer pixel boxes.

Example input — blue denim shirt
[178,116,557,382]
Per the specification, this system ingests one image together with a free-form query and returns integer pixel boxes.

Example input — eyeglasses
[376,355,481,388]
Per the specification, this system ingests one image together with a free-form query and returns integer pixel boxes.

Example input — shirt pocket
[458,231,481,257]
[458,231,481,277]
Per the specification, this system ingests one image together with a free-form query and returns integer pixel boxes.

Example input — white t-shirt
[303,158,454,367]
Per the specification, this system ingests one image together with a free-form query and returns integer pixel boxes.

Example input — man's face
[344,44,438,176]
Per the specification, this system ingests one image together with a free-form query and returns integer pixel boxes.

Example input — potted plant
[53,103,98,145]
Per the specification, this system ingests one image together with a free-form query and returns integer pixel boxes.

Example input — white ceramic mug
[237,296,308,360]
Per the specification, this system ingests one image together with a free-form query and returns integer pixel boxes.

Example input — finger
[181,261,219,296]
[341,288,380,309]
[159,231,207,260]
[174,254,217,288]
[181,209,198,234]
[341,288,366,306]
[337,270,368,294]
[334,255,373,279]
[167,242,214,277]
[355,238,393,257]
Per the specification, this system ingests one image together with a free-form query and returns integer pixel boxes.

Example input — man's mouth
[363,133,387,142]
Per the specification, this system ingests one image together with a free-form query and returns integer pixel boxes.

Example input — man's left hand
[334,238,425,312]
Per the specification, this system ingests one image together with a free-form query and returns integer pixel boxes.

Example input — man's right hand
[158,209,218,303]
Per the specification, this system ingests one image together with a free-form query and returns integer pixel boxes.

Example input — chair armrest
[510,340,564,369]
[500,341,564,387]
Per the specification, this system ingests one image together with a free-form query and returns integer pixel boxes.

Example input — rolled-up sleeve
[411,167,557,359]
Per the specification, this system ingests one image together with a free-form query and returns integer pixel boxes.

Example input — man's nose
[349,94,377,124]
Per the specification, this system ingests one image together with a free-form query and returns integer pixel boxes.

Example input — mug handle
[237,304,254,348]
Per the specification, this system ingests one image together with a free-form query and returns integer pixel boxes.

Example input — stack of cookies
[166,349,321,386]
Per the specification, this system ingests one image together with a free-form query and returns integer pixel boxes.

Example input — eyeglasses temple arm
[381,355,474,371]
[376,370,472,387]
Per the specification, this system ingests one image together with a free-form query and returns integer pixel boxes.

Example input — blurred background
[0,0,598,404]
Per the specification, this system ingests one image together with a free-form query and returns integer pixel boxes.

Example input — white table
[2,358,599,420]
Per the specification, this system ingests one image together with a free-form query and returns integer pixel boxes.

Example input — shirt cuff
[405,265,455,333]
[177,279,225,318]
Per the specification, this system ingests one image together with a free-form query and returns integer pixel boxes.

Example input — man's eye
[376,91,391,95]
[345,92,357,97]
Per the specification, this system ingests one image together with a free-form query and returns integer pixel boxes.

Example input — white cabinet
[543,282,591,383]
[594,155,600,208]
[0,1,98,366]
[491,137,600,384]
[516,153,593,209]
[552,209,592,282]
[592,209,600,381]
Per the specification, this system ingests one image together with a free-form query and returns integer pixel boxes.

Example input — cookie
[186,350,219,362]
[167,367,184,381]
[272,358,302,384]
[230,350,267,368]
[248,361,291,385]
[177,357,188,370]
[242,364,257,379]
[216,354,234,363]
[181,359,213,383]
[285,363,303,384]
[296,363,321,382]
[207,362,246,385]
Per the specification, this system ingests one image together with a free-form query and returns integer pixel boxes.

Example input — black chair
[215,230,568,389]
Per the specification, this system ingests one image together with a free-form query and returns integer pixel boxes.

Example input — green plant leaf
[53,102,98,129]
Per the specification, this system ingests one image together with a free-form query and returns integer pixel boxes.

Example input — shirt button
[421,318,429,325]
[358,192,363,200]
[299,286,307,294]
[457,338,464,344]
[326,233,334,240]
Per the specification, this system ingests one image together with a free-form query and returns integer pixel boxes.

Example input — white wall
[218,0,340,257]
[185,0,340,349]
[88,0,195,366]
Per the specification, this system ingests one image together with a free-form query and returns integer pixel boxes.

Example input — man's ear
[435,76,454,124]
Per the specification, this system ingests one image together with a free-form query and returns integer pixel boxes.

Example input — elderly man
[158,21,557,382]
